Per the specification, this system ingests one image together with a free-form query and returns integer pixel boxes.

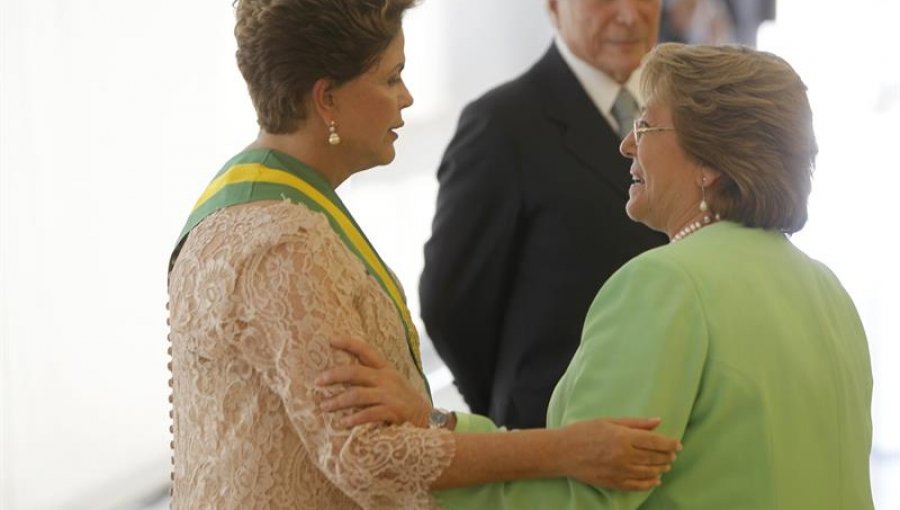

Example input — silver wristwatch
[428,407,453,430]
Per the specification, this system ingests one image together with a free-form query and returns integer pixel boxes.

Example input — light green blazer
[435,221,873,509]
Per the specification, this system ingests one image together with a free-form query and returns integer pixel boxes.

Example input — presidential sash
[170,148,428,390]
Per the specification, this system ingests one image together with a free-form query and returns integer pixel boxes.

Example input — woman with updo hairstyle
[166,1,679,509]
[327,44,875,509]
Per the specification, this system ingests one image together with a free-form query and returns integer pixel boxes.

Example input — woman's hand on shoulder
[316,337,432,429]
[557,417,681,491]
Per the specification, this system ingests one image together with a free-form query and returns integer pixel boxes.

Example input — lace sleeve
[231,233,455,510]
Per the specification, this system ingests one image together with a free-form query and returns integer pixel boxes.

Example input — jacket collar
[527,43,634,196]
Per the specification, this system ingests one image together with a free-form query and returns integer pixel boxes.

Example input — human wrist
[511,427,571,479]
[548,426,577,478]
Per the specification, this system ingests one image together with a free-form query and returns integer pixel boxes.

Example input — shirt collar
[554,35,645,119]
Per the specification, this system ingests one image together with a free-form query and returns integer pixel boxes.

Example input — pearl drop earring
[699,176,709,213]
[328,121,341,146]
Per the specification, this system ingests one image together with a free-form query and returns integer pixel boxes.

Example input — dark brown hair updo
[234,0,416,134]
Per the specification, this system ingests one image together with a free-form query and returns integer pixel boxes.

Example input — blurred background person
[420,0,668,430]
[727,0,775,47]
[658,0,775,46]
[659,0,736,44]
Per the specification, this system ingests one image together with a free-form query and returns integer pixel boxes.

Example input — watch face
[429,408,449,429]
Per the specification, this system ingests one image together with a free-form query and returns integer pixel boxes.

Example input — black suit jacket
[420,44,667,428]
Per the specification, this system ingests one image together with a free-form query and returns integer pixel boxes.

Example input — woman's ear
[311,77,337,125]
[698,166,723,187]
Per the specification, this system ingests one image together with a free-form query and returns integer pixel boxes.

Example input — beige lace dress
[167,200,455,509]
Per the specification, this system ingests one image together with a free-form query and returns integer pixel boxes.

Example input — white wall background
[0,1,896,509]
[761,2,900,508]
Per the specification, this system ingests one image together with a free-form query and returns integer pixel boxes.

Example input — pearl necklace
[671,216,717,242]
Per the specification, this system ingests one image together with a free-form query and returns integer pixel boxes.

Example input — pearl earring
[328,121,341,146]
[699,176,709,213]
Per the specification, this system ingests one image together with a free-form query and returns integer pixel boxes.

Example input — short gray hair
[641,43,818,233]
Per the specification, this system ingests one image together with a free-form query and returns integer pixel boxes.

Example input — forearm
[431,428,565,490]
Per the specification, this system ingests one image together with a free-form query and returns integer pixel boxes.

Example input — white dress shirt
[554,35,644,134]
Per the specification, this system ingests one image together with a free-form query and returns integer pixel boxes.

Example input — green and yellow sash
[170,148,428,391]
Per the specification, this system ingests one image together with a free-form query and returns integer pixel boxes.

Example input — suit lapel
[529,44,632,197]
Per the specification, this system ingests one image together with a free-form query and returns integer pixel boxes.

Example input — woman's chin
[624,199,643,223]
[358,148,396,171]
[379,150,396,166]
[379,144,397,165]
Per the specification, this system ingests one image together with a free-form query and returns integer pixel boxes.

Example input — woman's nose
[401,82,414,109]
[619,130,636,158]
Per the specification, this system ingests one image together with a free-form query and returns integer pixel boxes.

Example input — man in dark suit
[420,0,668,429]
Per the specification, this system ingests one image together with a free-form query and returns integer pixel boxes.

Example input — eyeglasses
[632,119,675,144]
